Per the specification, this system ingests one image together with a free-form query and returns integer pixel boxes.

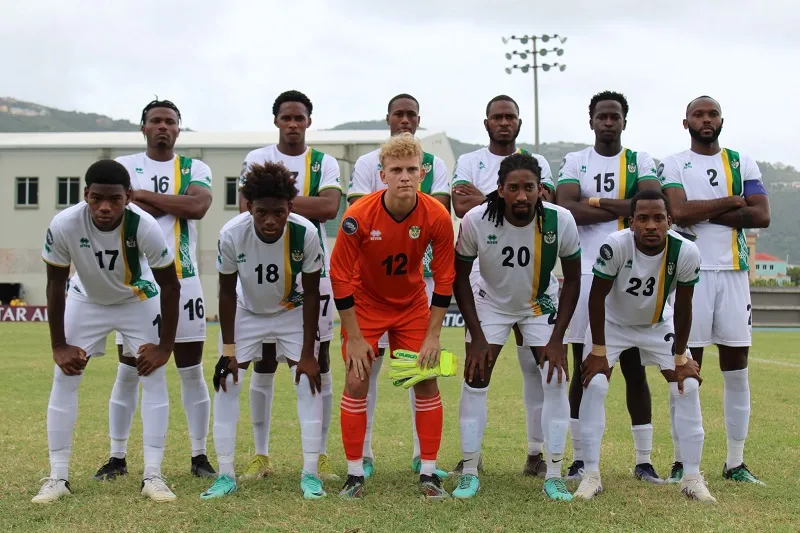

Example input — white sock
[177,363,210,457]
[364,356,382,459]
[47,365,82,480]
[294,367,322,475]
[250,371,275,457]
[459,382,488,476]
[723,368,750,467]
[109,362,138,459]
[669,393,682,463]
[540,361,570,479]
[578,374,609,473]
[140,366,169,479]
[213,374,242,477]
[420,460,436,476]
[671,378,704,476]
[518,346,544,456]
[320,371,333,455]
[631,424,654,465]
[347,459,365,477]
[570,418,583,462]
[410,386,421,459]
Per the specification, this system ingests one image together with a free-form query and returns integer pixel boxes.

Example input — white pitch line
[702,352,800,369]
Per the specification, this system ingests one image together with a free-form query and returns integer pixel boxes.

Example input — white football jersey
[452,147,554,196]
[43,203,174,305]
[240,145,341,276]
[592,229,701,326]
[557,147,659,274]
[456,201,580,316]
[115,153,211,279]
[659,148,761,271]
[347,147,450,199]
[217,212,323,315]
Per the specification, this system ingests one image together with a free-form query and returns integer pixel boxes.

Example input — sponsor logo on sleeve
[342,217,358,235]
[599,244,613,261]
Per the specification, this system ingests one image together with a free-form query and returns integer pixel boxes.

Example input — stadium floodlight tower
[502,34,568,153]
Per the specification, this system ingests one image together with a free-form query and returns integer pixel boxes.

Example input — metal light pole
[502,34,568,153]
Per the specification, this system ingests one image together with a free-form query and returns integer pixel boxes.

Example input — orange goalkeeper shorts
[341,297,430,361]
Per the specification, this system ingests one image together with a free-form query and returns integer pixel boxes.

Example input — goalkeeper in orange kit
[329,133,456,499]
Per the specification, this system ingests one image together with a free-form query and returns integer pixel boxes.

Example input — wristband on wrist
[674,352,688,365]
[223,343,236,358]
[590,344,607,357]
[588,197,601,208]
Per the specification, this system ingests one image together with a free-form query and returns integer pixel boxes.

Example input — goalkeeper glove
[387,349,457,389]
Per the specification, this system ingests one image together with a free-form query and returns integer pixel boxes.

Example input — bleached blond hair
[379,132,423,169]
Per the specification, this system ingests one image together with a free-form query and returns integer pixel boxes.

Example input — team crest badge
[543,231,556,245]
[667,263,675,275]
[126,236,136,248]
[311,162,321,173]
[627,163,637,174]
[181,167,190,175]
[291,250,304,262]
[422,163,432,174]
[409,226,421,239]
[732,159,740,169]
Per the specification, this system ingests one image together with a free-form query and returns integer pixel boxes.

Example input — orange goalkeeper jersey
[330,191,455,311]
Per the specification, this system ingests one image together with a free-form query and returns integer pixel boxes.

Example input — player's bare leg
[515,325,546,477]
[567,342,585,480]
[241,345,278,481]
[174,342,214,478]
[719,345,763,484]
[620,348,661,484]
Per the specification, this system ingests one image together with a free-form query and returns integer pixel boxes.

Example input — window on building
[57,177,81,207]
[15,177,39,207]
[756,264,760,270]
[225,177,239,209]
[770,264,774,270]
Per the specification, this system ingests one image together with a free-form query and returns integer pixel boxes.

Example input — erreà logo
[291,250,304,262]
[237,253,247,263]
[80,237,90,248]
[487,234,497,244]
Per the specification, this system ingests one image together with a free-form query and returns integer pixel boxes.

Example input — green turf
[1,325,798,532]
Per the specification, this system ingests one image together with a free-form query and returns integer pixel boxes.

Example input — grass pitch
[1,324,798,532]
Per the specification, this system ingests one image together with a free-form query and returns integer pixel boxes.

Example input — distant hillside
[0,98,140,132]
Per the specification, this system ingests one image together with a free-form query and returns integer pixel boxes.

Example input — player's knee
[344,372,369,397]
[587,374,610,397]
[173,342,203,368]
[680,377,700,395]
[413,378,439,397]
[718,346,748,372]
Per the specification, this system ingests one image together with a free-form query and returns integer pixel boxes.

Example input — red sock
[340,393,367,461]
[415,392,443,461]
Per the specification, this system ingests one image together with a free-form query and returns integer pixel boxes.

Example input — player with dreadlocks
[452,152,582,500]
[92,99,216,481]
[201,162,326,500]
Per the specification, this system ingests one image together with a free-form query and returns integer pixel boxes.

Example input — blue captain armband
[743,180,767,197]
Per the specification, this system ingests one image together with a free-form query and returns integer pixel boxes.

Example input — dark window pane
[29,179,38,205]
[58,179,68,205]
[225,178,237,206]
[69,178,79,204]
[16,180,26,205]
